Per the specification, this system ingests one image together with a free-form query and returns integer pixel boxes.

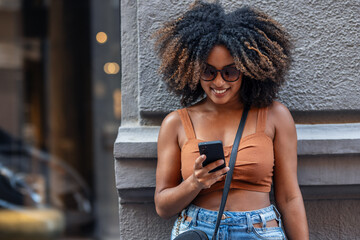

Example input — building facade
[115,0,360,239]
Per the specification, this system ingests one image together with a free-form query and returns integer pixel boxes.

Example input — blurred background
[0,0,121,239]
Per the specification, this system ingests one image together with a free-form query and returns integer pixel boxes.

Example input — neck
[202,97,244,113]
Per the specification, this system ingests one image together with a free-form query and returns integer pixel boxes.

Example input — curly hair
[154,0,292,107]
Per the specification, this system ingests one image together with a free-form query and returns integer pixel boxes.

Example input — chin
[208,97,232,105]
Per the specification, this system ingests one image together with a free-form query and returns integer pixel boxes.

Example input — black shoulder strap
[211,105,250,240]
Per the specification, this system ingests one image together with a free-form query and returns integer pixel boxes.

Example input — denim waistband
[181,204,281,229]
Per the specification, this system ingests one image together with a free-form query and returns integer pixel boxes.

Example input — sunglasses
[200,64,241,82]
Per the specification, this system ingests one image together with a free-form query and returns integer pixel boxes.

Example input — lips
[213,89,227,94]
[211,88,229,97]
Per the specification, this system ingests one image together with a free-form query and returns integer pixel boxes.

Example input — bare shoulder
[268,101,295,131]
[159,110,182,137]
[268,101,291,118]
[161,110,181,127]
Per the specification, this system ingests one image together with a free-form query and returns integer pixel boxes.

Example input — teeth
[213,89,227,94]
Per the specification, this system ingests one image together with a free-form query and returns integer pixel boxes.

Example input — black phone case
[198,140,226,173]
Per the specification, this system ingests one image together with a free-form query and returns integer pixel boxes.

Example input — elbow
[155,199,175,219]
[154,195,173,219]
[276,190,304,209]
[155,205,173,219]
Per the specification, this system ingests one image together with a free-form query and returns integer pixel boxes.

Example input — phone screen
[198,140,226,173]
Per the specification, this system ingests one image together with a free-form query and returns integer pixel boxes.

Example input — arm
[270,102,309,240]
[154,111,229,219]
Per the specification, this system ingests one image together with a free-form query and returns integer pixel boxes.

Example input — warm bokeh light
[104,62,120,74]
[113,89,122,119]
[96,32,108,44]
[94,82,106,97]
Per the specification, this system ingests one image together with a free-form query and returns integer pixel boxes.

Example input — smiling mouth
[212,88,229,94]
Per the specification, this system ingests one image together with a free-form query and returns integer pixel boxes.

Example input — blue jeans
[171,204,286,240]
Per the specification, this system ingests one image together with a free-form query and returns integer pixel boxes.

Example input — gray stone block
[119,203,175,240]
[305,199,360,240]
[136,0,360,114]
[298,155,360,185]
[114,123,360,202]
[115,158,156,190]
[121,0,140,125]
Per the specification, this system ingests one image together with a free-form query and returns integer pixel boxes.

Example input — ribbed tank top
[177,107,274,194]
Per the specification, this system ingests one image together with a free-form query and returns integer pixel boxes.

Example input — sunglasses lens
[201,65,240,81]
[201,66,216,81]
[222,67,240,81]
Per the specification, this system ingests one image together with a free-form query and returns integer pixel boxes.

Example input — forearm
[278,196,309,240]
[155,175,201,219]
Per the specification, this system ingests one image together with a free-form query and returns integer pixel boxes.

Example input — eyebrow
[205,63,236,68]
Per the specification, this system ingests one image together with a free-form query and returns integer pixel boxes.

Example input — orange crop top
[177,107,274,195]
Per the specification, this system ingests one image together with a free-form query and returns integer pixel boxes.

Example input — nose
[213,71,226,86]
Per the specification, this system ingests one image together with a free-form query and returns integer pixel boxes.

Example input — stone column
[115,1,360,239]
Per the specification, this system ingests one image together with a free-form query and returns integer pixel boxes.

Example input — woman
[154,1,309,239]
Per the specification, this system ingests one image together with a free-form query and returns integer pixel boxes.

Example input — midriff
[192,189,271,211]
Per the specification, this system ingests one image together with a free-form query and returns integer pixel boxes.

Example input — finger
[194,154,206,169]
[217,166,230,176]
[207,166,229,179]
[206,167,229,187]
[204,159,226,173]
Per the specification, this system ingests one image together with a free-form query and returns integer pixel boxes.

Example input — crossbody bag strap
[211,105,250,240]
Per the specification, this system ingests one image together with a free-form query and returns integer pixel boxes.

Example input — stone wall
[115,0,360,239]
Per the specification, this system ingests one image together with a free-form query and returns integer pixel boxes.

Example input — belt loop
[246,213,253,233]
[259,213,267,231]
[278,216,282,228]
[192,206,200,227]
[272,205,281,218]
[272,205,282,228]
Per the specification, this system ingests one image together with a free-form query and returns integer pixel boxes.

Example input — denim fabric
[171,204,286,240]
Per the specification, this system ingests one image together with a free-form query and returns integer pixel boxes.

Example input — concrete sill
[114,123,360,159]
[114,126,159,159]
[114,124,360,203]
[297,123,360,155]
[117,185,360,204]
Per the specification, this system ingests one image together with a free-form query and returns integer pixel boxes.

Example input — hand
[191,155,230,190]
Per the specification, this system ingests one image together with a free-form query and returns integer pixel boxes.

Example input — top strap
[256,107,268,132]
[211,105,250,240]
[177,109,196,139]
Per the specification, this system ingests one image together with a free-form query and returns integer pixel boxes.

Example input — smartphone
[198,140,226,173]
